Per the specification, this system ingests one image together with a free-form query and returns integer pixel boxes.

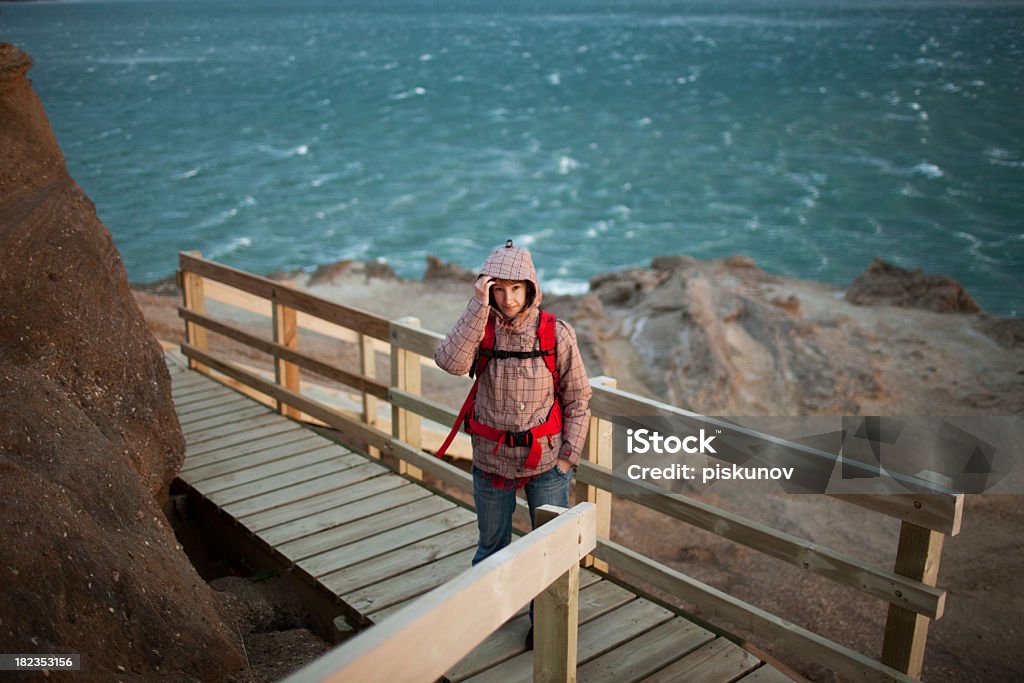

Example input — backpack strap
[470,314,497,379]
[537,310,559,389]
[435,310,561,461]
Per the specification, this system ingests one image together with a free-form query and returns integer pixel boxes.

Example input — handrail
[176,252,963,680]
[279,503,596,683]
[593,540,917,683]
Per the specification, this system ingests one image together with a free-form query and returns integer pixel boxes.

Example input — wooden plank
[276,494,455,561]
[207,456,375,507]
[446,579,634,682]
[344,547,477,615]
[173,384,238,407]
[258,483,433,546]
[279,503,596,683]
[298,507,477,577]
[182,436,335,482]
[735,665,799,683]
[320,524,480,600]
[190,449,364,494]
[180,403,273,433]
[241,476,411,531]
[182,343,392,452]
[593,540,917,683]
[182,430,324,472]
[221,462,392,518]
[184,412,288,447]
[576,463,945,619]
[638,637,761,683]
[171,375,218,393]
[180,252,392,341]
[175,392,252,418]
[464,599,675,683]
[171,373,223,392]
[186,421,304,457]
[579,617,716,683]
[881,522,945,677]
[180,343,533,530]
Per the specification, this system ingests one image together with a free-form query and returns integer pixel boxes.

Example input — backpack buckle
[505,429,534,448]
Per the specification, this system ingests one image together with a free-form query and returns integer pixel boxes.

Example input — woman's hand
[475,275,494,305]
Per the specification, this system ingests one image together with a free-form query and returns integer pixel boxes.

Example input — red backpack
[435,310,562,470]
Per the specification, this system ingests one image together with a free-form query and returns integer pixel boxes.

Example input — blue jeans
[471,465,573,566]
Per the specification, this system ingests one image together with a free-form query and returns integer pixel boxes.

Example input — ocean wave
[208,235,252,260]
[392,87,427,100]
[257,144,310,159]
[543,278,589,296]
[985,147,1024,168]
[911,163,944,179]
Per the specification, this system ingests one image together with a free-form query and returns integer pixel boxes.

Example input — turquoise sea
[4,0,1023,315]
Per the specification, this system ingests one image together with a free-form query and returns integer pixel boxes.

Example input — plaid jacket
[434,247,592,479]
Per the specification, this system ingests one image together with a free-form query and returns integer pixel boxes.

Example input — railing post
[534,505,580,683]
[580,376,616,572]
[272,301,301,418]
[881,521,945,677]
[391,316,422,479]
[360,332,380,458]
[180,251,208,373]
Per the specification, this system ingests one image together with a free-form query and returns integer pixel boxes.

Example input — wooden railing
[176,252,963,683]
[279,503,596,683]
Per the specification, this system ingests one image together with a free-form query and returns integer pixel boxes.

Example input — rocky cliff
[0,44,244,681]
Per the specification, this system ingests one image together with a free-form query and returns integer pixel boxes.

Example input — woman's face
[492,279,527,319]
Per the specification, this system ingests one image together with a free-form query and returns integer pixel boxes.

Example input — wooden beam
[179,251,391,341]
[360,332,380,459]
[273,302,301,418]
[582,376,615,572]
[535,505,581,683]
[592,540,918,683]
[388,388,458,428]
[391,317,423,479]
[178,308,389,400]
[391,319,444,359]
[881,522,945,677]
[279,503,596,683]
[576,462,945,620]
[588,384,962,535]
[179,253,208,372]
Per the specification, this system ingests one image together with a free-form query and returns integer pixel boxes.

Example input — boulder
[845,257,981,313]
[0,44,243,681]
[424,255,476,283]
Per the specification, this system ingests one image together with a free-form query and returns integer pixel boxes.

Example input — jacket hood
[479,240,542,309]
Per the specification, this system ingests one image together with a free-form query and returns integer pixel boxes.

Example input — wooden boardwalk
[167,353,794,683]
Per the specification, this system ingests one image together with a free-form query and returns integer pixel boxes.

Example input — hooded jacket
[434,243,592,480]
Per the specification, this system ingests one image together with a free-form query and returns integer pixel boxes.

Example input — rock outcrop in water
[0,44,244,681]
